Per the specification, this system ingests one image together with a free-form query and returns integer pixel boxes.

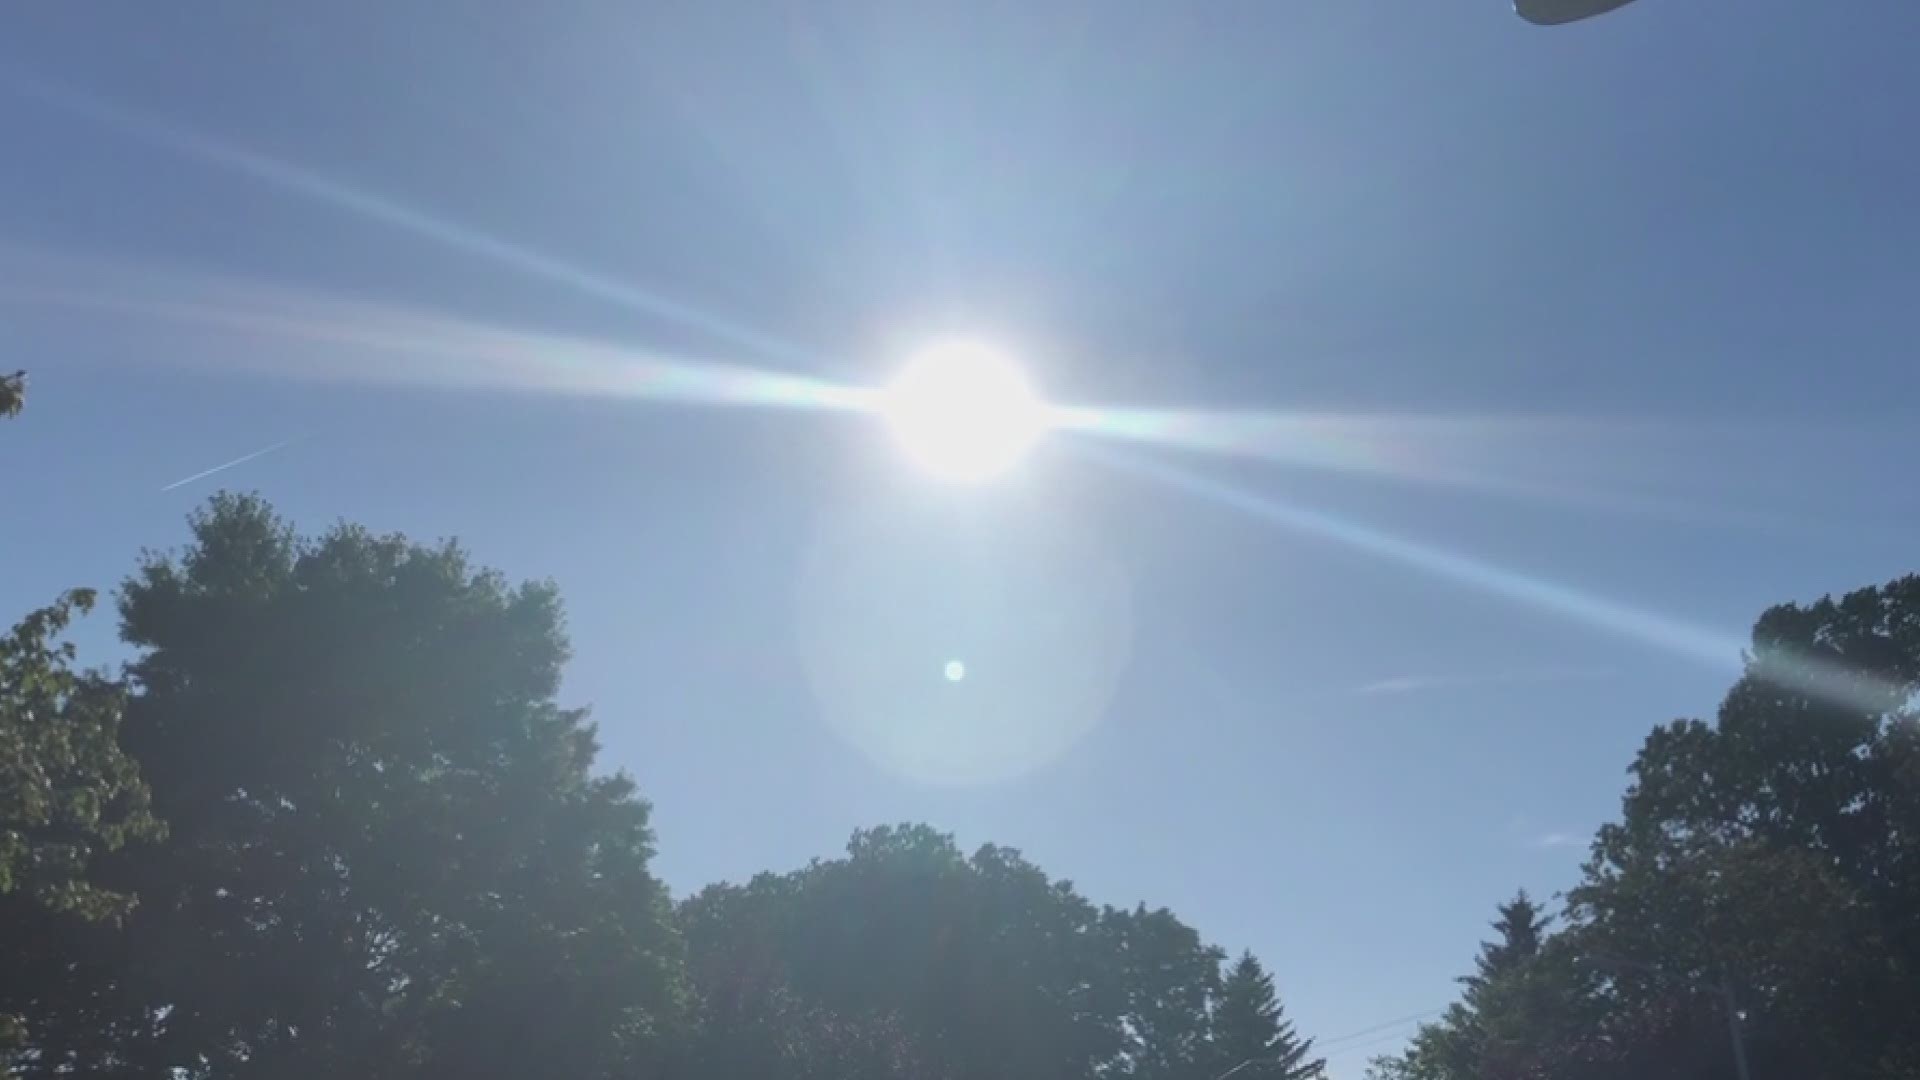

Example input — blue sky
[4,1,1917,1072]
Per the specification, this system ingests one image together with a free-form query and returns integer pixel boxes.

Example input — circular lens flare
[881,341,1047,483]
[794,503,1134,786]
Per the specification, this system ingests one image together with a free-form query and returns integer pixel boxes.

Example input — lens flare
[794,502,1132,785]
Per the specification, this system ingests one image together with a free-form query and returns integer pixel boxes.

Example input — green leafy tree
[1207,953,1322,1080]
[671,961,940,1080]
[7,495,683,1079]
[0,590,159,919]
[1369,894,1599,1080]
[3,486,1331,1080]
[0,590,163,1055]
[676,873,937,1080]
[1562,577,1920,1078]
[681,824,1143,1080]
[0,371,23,418]
[1396,892,1607,1080]
[1104,905,1223,1080]
[1378,576,1920,1080]
[678,833,1300,1080]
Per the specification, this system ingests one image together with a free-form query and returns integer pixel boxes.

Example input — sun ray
[1052,402,1799,532]
[0,251,865,413]
[1081,443,1908,716]
[3,72,816,373]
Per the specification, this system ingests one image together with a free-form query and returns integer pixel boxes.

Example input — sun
[880,341,1049,483]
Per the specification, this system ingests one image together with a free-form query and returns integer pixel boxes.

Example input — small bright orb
[944,659,967,682]
[881,341,1048,483]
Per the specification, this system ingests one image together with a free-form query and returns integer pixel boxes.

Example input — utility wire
[1316,1007,1446,1049]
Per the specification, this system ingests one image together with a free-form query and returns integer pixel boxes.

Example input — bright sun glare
[880,341,1048,483]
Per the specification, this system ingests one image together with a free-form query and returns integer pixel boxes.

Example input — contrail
[160,438,299,492]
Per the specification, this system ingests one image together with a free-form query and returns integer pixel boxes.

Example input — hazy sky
[4,2,1917,1073]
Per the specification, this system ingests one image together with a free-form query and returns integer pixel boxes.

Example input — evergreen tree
[1368,892,1580,1080]
[1208,953,1323,1080]
[1462,891,1547,1002]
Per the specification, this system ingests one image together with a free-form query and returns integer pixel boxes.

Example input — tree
[1562,576,1920,1078]
[1,590,163,1054]
[677,831,1318,1080]
[680,825,1146,1080]
[1369,894,1598,1080]
[1377,575,1920,1080]
[1209,953,1322,1080]
[675,870,940,1080]
[6,494,684,1079]
[1465,892,1547,997]
[3,490,1332,1079]
[1,362,165,1057]
[0,590,159,920]
[1104,905,1223,1080]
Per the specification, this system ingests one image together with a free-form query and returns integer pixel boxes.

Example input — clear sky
[4,1,1917,1073]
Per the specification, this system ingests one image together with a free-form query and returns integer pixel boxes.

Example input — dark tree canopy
[678,825,1325,1080]
[55,495,1920,1080]
[0,370,23,418]
[1375,576,1920,1080]
[1105,904,1223,1080]
[4,495,1325,1080]
[681,824,1131,1080]
[8,494,683,1079]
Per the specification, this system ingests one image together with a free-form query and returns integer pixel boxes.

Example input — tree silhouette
[1377,576,1920,1080]
[1562,576,1920,1077]
[8,495,683,1078]
[1463,892,1546,1001]
[681,824,1140,1080]
[1104,903,1223,1080]
[1208,953,1323,1080]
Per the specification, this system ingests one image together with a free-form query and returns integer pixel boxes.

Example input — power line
[1324,1025,1433,1061]
[1316,1007,1446,1048]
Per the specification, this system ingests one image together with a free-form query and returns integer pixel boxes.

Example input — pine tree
[1208,952,1323,1080]
[1369,892,1565,1080]
[1462,891,1547,1003]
